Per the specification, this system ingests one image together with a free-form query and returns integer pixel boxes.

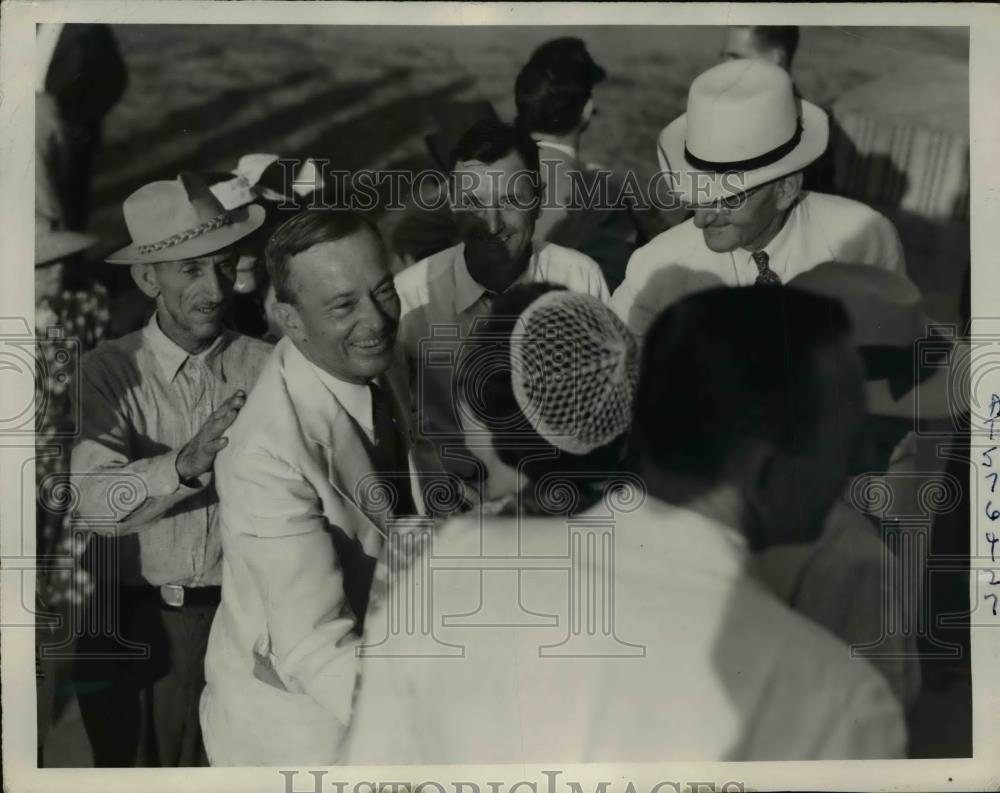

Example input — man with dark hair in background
[394,117,609,494]
[514,37,657,290]
[624,285,906,758]
[722,25,800,71]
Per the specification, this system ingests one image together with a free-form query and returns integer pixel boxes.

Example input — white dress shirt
[345,497,906,763]
[611,191,906,337]
[308,362,374,445]
[394,241,609,484]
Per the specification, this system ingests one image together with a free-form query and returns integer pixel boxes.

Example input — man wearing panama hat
[611,58,905,338]
[70,173,272,766]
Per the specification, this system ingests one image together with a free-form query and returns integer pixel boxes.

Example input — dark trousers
[74,593,216,767]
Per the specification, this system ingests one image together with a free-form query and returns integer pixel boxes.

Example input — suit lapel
[279,339,388,552]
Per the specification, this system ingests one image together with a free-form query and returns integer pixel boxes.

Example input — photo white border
[2,3,997,791]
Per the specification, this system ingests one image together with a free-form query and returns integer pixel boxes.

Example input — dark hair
[750,26,800,66]
[448,118,541,181]
[264,209,380,304]
[455,282,628,496]
[632,285,851,488]
[514,38,605,136]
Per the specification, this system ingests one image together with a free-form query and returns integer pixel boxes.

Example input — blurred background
[81,25,969,324]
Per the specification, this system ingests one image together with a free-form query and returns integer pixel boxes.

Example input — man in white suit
[200,210,425,765]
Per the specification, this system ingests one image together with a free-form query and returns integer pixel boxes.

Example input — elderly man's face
[452,151,539,283]
[145,252,237,353]
[281,227,400,383]
[691,180,787,254]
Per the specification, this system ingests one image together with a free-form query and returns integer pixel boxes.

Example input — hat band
[684,120,804,174]
[136,211,235,255]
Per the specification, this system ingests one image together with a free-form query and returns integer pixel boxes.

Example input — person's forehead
[454,151,530,183]
[291,231,386,288]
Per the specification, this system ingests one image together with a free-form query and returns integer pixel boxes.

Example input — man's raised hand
[176,390,247,482]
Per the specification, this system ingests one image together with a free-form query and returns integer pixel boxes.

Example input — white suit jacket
[200,337,424,766]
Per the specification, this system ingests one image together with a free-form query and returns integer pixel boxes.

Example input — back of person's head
[632,285,853,495]
[514,37,606,136]
[449,117,541,179]
[750,26,800,68]
[265,209,379,304]
[456,282,638,501]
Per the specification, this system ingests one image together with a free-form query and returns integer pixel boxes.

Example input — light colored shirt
[345,497,907,763]
[70,313,272,586]
[611,191,906,337]
[534,138,578,160]
[394,241,609,484]
[308,361,374,445]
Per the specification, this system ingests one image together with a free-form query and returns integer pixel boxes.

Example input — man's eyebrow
[323,290,356,305]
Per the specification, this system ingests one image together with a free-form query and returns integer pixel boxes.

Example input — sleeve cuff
[146,448,209,498]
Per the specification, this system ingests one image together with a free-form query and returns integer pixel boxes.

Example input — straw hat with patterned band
[789,262,968,421]
[106,172,265,265]
[657,58,829,206]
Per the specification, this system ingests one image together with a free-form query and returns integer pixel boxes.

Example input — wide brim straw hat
[657,59,829,206]
[106,172,265,265]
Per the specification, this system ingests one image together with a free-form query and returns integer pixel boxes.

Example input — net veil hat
[510,291,639,454]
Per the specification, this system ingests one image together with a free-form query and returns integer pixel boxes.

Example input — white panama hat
[657,59,829,205]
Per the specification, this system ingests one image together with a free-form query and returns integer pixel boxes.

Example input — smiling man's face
[280,226,400,383]
[151,251,237,353]
[452,150,539,292]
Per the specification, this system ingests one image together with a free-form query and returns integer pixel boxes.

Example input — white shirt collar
[533,138,578,160]
[143,311,224,382]
[307,360,373,433]
[740,200,801,272]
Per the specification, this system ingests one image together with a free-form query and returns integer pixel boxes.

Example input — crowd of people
[33,26,970,766]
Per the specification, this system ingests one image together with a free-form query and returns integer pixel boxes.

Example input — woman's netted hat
[510,291,639,455]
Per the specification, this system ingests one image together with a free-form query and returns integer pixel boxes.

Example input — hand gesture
[176,390,246,482]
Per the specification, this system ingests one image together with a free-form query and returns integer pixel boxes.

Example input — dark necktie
[369,381,417,517]
[480,289,499,313]
[752,250,782,286]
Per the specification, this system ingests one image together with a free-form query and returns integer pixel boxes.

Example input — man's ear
[580,97,596,127]
[131,263,160,299]
[272,300,304,341]
[774,171,803,211]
